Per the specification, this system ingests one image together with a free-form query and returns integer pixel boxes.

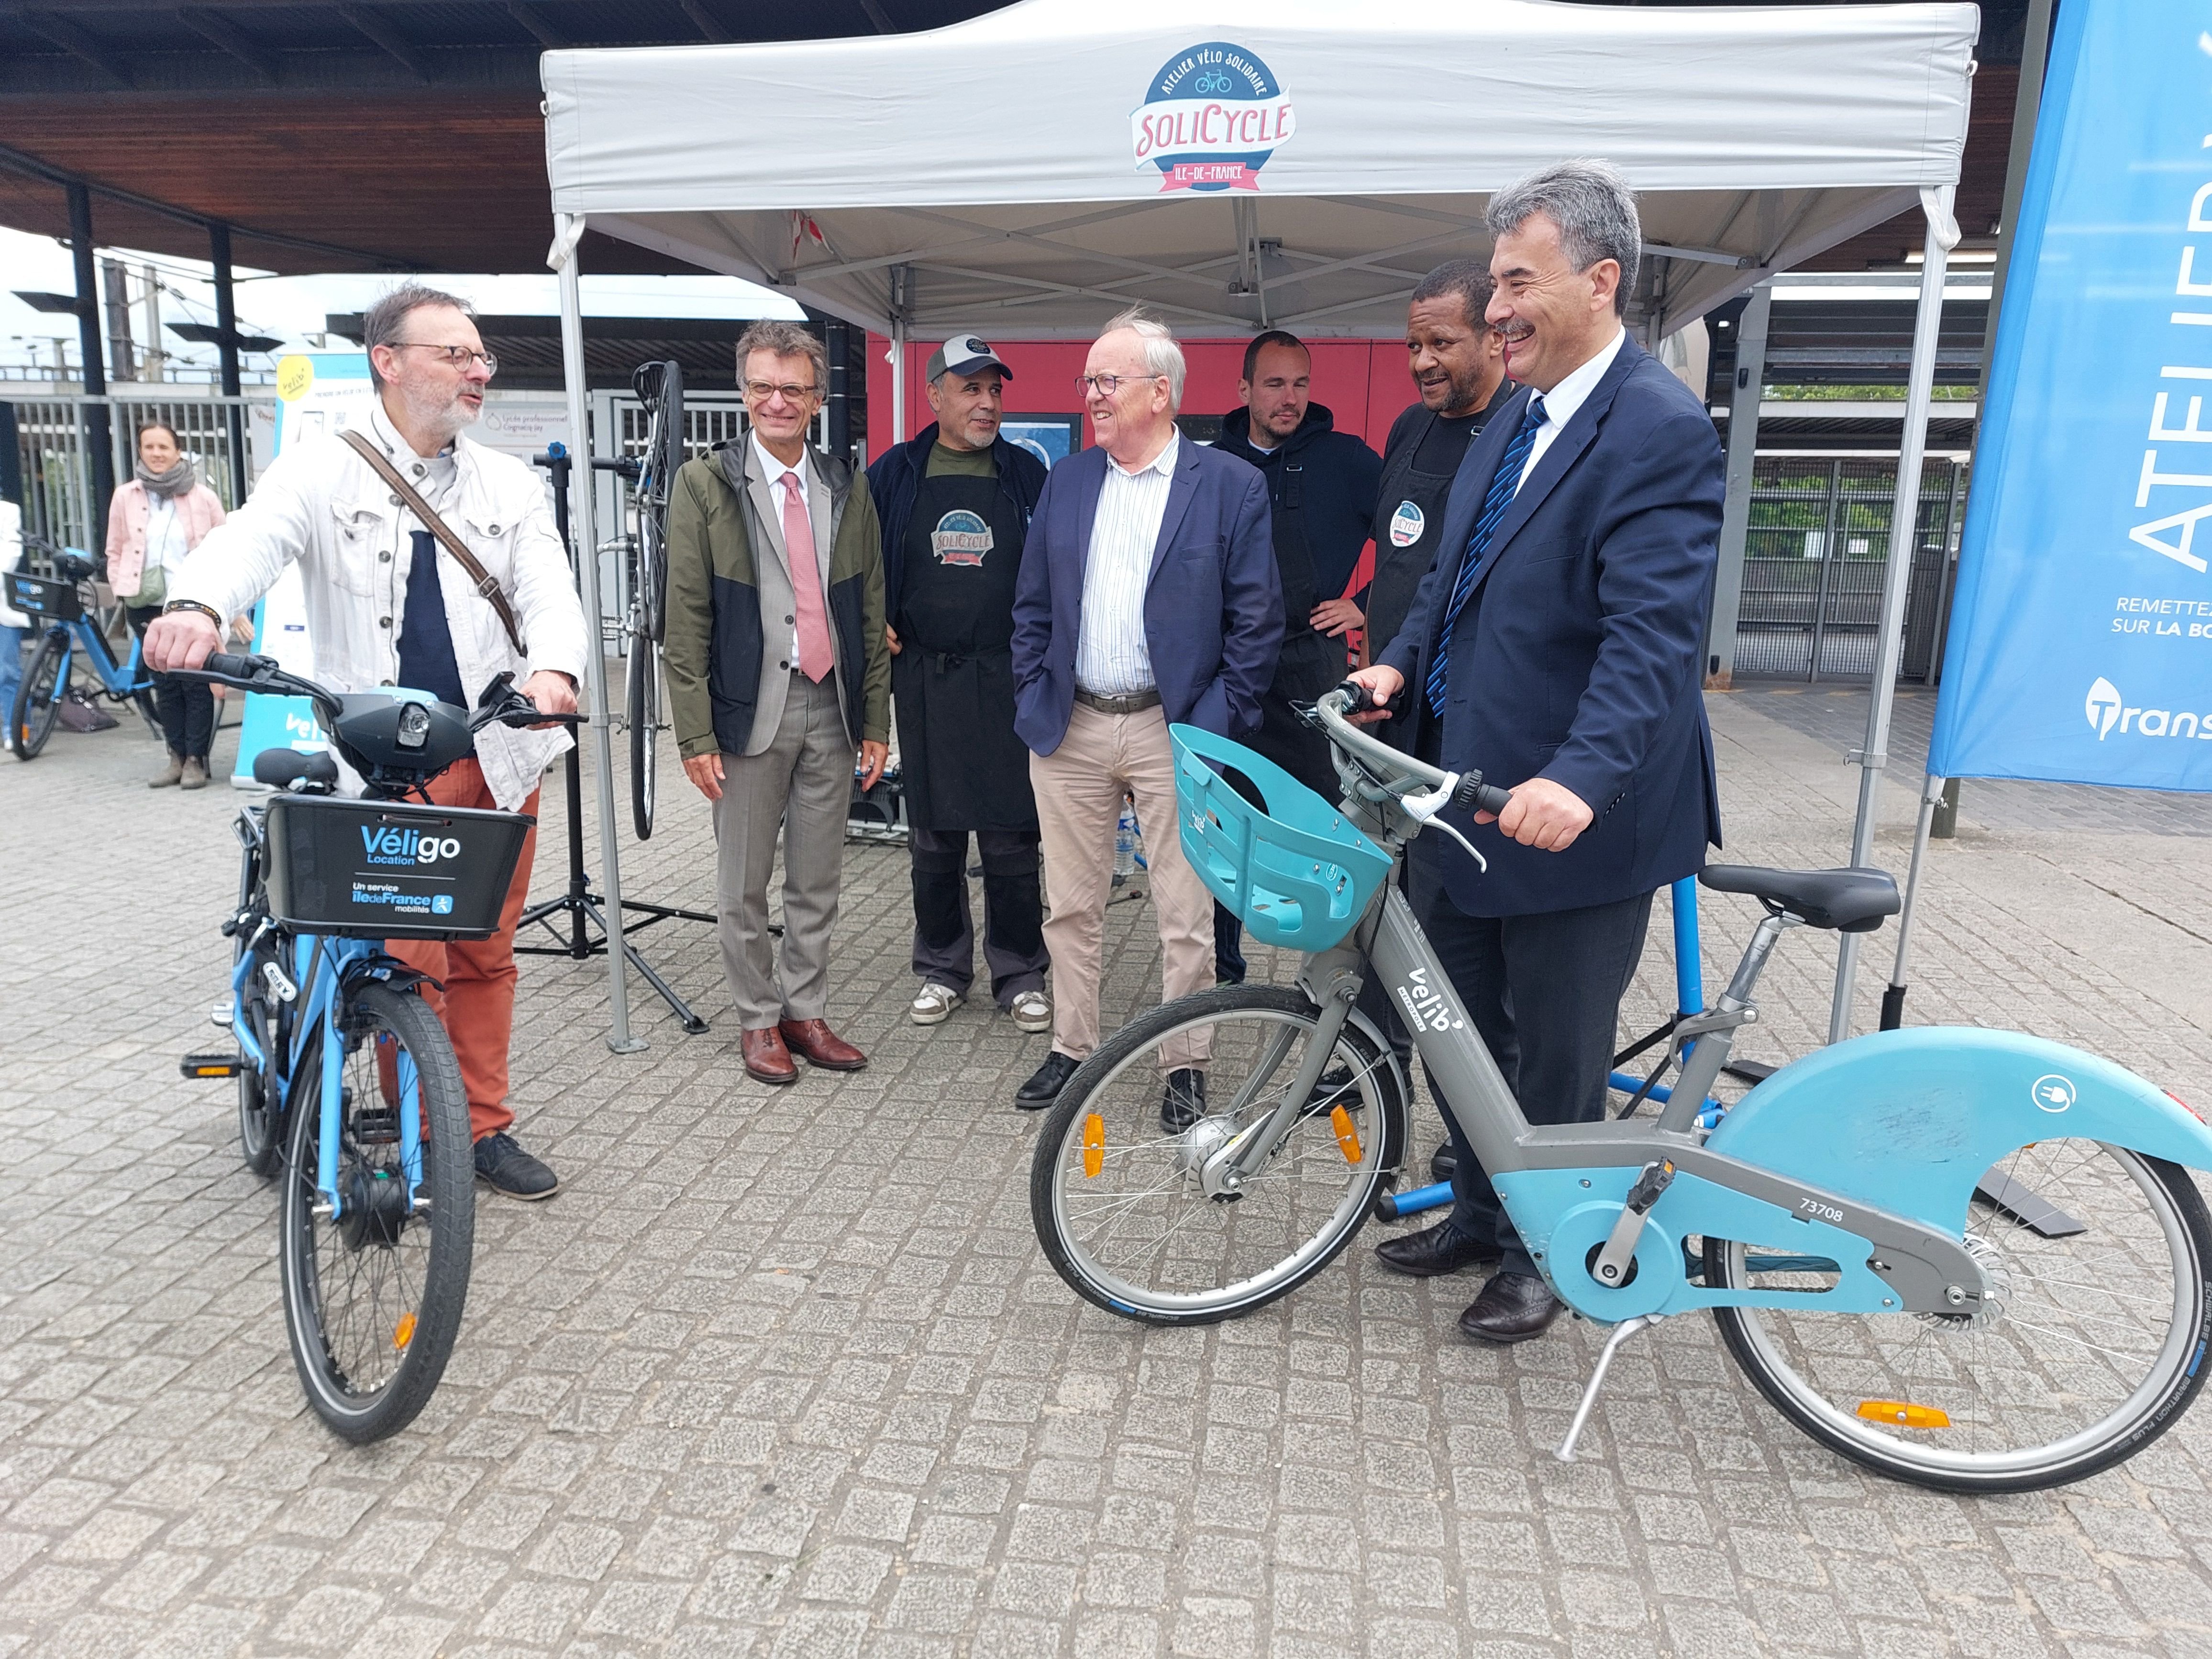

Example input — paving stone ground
[4,681,2212,1658]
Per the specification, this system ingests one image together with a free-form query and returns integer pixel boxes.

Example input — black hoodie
[1215,401,1383,609]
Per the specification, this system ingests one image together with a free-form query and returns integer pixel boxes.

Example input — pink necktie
[780,471,833,683]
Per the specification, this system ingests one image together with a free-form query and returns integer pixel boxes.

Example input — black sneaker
[1161,1068,1207,1133]
[1016,1051,1081,1111]
[474,1131,561,1200]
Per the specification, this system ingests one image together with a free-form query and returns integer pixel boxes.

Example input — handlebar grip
[1453,774,1513,818]
[204,652,260,680]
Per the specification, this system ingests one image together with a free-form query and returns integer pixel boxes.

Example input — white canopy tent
[538,0,1979,1050]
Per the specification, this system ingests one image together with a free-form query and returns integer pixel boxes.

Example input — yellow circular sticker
[276,355,315,402]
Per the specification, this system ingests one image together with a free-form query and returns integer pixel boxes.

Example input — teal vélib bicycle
[1030,686,2212,1493]
[179,652,568,1441]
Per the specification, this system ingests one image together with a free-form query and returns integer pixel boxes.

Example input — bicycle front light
[396,703,431,751]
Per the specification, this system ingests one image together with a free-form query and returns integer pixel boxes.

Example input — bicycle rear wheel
[627,639,658,841]
[1709,1140,2212,1492]
[281,984,474,1442]
[1031,984,1407,1325]
[10,631,65,760]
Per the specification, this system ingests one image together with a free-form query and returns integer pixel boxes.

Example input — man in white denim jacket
[147,284,587,1199]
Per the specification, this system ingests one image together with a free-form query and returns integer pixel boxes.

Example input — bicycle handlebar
[1314,686,1513,818]
[186,654,584,731]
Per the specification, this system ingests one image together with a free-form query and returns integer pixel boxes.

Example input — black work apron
[1366,407,1466,668]
[1244,457,1342,800]
[893,468,1037,831]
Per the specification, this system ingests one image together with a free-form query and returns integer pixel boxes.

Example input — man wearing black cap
[866,335,1053,1035]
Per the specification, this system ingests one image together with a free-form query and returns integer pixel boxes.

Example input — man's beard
[1438,363,1487,413]
[401,378,481,443]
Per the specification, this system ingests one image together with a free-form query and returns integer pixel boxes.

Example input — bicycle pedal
[181,1052,245,1079]
[354,1107,402,1145]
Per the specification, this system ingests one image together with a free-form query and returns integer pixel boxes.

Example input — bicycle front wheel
[627,640,658,841]
[234,938,282,1178]
[10,631,65,759]
[281,984,474,1442]
[1710,1140,2212,1493]
[1031,984,1407,1325]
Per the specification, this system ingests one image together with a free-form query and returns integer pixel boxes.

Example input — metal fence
[1734,455,1969,682]
[5,391,272,553]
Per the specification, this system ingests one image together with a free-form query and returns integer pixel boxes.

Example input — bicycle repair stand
[517,444,713,1035]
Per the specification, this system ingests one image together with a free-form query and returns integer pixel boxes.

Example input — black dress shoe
[1016,1051,1081,1111]
[1161,1068,1206,1132]
[1458,1271,1563,1344]
[1374,1221,1500,1277]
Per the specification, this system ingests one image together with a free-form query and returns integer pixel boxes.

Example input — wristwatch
[161,599,225,628]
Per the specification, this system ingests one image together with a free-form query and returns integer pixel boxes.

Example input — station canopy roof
[542,0,1980,339]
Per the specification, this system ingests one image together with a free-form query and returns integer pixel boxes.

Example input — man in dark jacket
[1211,330,1382,981]
[864,334,1053,1036]
[664,321,891,1086]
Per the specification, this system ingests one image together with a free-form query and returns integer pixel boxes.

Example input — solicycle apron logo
[931,509,993,567]
[1131,42,1295,195]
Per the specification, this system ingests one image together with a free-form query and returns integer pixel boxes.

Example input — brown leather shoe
[778,1018,868,1072]
[741,1026,798,1085]
[1457,1271,1563,1344]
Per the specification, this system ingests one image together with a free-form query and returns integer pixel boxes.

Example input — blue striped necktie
[1426,394,1547,716]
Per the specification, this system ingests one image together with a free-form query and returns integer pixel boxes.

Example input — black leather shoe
[474,1132,560,1201]
[1374,1221,1500,1277]
[1161,1068,1206,1132]
[1016,1051,1081,1111]
[1458,1272,1562,1344]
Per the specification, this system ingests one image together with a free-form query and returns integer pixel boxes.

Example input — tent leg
[552,214,646,1056]
[1829,185,1958,1044]
[1705,282,1770,690]
[891,316,907,444]
[1881,770,1948,1030]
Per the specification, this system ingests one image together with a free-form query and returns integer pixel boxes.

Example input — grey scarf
[135,454,197,498]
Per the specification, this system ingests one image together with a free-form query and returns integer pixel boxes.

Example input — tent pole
[1880,771,1948,1030]
[1828,185,1958,1043]
[550,213,645,1055]
[891,320,907,443]
[1705,280,1770,690]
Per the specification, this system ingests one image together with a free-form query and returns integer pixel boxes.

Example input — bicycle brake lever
[1400,775,1489,873]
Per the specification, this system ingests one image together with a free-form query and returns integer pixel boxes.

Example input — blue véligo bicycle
[1030,686,2212,1493]
[5,539,161,759]
[177,652,573,1442]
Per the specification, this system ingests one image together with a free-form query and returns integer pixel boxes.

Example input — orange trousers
[383,758,542,1141]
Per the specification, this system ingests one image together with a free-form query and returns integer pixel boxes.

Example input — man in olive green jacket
[664,322,892,1084]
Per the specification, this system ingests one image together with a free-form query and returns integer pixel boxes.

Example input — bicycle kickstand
[1554,1315,1660,1464]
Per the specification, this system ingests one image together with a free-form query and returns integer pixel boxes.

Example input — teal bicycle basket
[1169,724,1394,953]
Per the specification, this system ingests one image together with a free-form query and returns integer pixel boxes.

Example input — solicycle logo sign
[1131,42,1295,195]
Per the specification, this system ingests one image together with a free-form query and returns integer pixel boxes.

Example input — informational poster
[1929,4,2212,791]
[1000,415,1082,468]
[230,353,376,787]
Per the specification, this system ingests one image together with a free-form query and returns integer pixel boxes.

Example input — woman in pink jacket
[109,422,227,787]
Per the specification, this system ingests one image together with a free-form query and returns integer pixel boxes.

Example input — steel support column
[66,181,115,550]
[1705,283,1770,689]
[209,222,249,506]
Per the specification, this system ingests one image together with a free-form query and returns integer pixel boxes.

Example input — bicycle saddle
[1697,863,1900,933]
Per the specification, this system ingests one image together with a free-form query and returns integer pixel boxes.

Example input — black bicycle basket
[261,795,534,940]
[4,570,83,623]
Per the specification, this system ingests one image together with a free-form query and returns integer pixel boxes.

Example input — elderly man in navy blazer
[1010,307,1284,1118]
[1350,160,1725,1344]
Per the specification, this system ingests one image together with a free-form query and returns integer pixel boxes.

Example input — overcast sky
[0,226,804,382]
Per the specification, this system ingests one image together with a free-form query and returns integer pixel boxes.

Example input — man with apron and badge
[866,335,1052,1033]
[1366,260,1515,739]
[1212,329,1382,982]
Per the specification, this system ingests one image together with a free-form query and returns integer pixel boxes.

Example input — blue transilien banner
[1929,1,2212,790]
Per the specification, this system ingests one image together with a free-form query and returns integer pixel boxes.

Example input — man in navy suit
[1009,308,1284,1117]
[1349,160,1725,1343]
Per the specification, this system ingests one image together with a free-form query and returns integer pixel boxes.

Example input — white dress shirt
[752,431,810,666]
[1076,430,1180,696]
[1518,325,1627,488]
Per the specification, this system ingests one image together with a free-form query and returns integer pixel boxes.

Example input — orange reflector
[394,1312,417,1351]
[1329,1104,1363,1164]
[1081,1114,1105,1179]
[1857,1399,1950,1429]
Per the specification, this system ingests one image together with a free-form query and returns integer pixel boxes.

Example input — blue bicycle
[178,652,565,1441]
[5,539,160,760]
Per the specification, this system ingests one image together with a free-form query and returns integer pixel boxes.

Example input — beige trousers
[1031,702,1214,1068]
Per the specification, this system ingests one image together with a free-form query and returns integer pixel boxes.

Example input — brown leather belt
[1073,686,1162,716]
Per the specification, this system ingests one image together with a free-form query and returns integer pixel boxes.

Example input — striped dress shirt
[1075,431,1179,696]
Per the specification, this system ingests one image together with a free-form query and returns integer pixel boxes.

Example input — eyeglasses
[1076,372,1166,398]
[394,342,498,374]
[743,378,820,403]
